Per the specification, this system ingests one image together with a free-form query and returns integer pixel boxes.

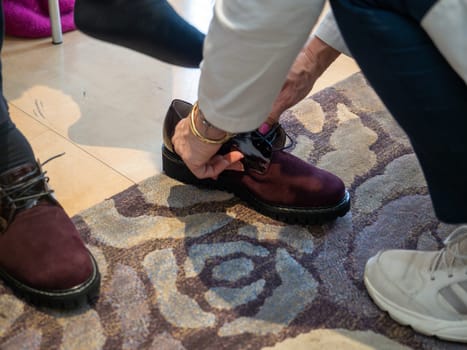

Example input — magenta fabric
[4,0,76,38]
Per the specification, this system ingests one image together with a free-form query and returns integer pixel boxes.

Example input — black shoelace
[0,153,64,232]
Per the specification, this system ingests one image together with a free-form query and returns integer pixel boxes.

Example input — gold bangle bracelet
[189,102,235,144]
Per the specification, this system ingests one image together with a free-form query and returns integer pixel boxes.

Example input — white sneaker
[364,226,467,343]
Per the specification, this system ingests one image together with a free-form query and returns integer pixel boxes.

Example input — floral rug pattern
[1,73,464,350]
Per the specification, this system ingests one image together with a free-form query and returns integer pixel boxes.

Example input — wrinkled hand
[172,117,244,179]
[266,37,340,126]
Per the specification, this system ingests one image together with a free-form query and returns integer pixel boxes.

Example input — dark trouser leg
[0,1,35,173]
[0,0,8,126]
[74,0,205,68]
[331,0,467,223]
[0,2,101,310]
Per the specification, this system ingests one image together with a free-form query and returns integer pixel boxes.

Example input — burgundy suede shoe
[0,161,100,308]
[162,99,350,224]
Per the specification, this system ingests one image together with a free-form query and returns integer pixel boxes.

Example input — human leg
[0,12,35,173]
[0,2,100,308]
[331,0,467,341]
[331,0,467,223]
[74,0,205,68]
[0,120,36,174]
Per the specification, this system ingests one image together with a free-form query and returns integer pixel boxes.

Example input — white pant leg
[198,0,325,133]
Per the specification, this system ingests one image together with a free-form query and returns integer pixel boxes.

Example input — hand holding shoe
[163,100,350,224]
[172,107,244,180]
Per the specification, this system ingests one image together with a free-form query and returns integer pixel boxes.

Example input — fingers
[224,150,245,165]
[266,108,282,126]
[223,151,245,172]
[191,151,244,180]
[226,160,245,172]
[172,117,245,180]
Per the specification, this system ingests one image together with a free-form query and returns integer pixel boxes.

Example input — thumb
[226,160,244,172]
[207,151,244,180]
[223,150,244,168]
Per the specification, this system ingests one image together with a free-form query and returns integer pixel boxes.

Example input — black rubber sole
[0,253,100,309]
[162,145,350,224]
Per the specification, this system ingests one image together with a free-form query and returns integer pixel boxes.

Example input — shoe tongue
[0,163,37,186]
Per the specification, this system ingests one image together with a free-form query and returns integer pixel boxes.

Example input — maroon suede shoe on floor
[162,99,350,224]
[0,161,100,308]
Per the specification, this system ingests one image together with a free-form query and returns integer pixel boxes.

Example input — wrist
[303,36,340,76]
[189,102,235,144]
[195,109,228,140]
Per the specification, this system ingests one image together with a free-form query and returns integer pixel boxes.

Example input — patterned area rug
[0,73,464,350]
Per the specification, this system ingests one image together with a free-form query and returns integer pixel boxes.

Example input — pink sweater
[4,0,75,38]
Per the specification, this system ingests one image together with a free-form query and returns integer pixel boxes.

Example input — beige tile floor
[2,1,359,216]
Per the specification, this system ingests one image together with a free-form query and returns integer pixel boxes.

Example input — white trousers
[198,0,325,133]
[198,0,466,133]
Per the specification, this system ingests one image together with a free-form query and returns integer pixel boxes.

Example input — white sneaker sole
[364,275,467,343]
